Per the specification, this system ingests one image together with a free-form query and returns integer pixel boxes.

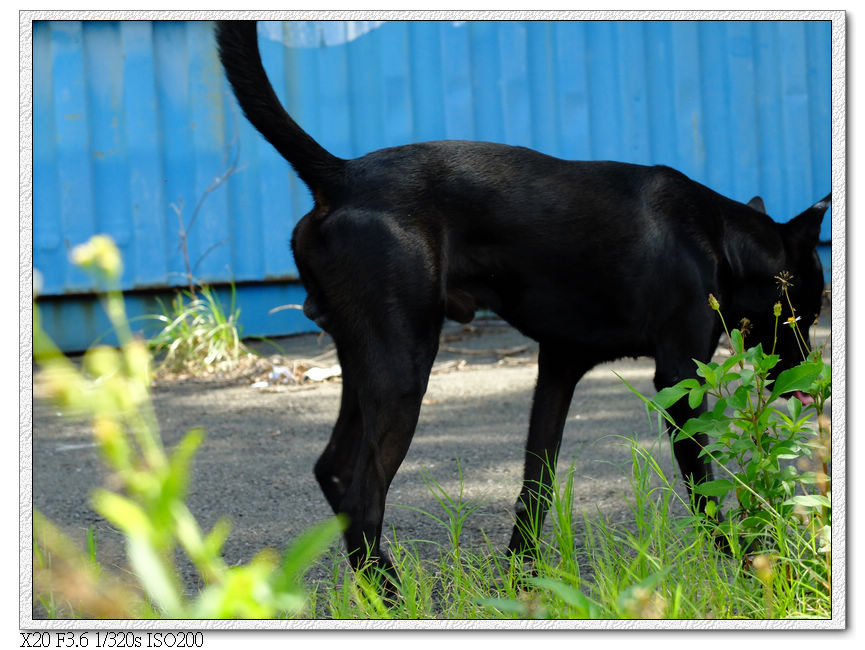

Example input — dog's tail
[215,21,346,198]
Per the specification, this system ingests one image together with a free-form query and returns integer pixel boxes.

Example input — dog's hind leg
[508,345,588,557]
[314,376,362,513]
[332,324,442,585]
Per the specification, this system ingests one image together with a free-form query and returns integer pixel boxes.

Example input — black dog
[216,21,829,580]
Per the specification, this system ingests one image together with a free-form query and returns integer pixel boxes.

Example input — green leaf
[745,457,761,482]
[798,471,826,485]
[92,489,152,539]
[526,577,602,618]
[762,453,780,474]
[692,479,736,497]
[694,360,719,387]
[754,407,774,433]
[728,385,752,411]
[739,488,753,511]
[740,512,773,532]
[273,515,346,591]
[738,368,756,389]
[476,598,530,618]
[783,494,830,509]
[165,427,206,503]
[786,394,803,419]
[769,361,824,403]
[712,397,728,415]
[127,536,186,617]
[731,329,744,354]
[768,440,801,460]
[652,385,690,410]
[688,409,733,440]
[202,517,232,559]
[753,352,780,374]
[720,352,747,374]
[688,384,707,410]
[745,342,764,360]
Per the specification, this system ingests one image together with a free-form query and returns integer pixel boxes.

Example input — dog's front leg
[654,335,746,555]
[662,395,715,505]
[660,386,742,554]
[508,345,588,557]
[653,353,716,512]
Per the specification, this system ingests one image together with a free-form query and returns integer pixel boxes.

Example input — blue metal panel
[33,22,62,294]
[408,22,445,143]
[725,22,761,203]
[553,22,590,159]
[525,23,556,156]
[120,22,169,288]
[32,19,834,351]
[50,21,98,293]
[440,22,474,140]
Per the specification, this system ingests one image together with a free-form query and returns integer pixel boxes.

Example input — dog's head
[735,194,830,385]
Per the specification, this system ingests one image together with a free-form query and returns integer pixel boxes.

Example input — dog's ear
[784,193,831,248]
[747,196,766,213]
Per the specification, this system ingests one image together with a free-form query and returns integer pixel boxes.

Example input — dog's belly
[506,305,652,361]
[454,277,655,361]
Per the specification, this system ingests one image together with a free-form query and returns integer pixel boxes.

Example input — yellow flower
[70,235,123,279]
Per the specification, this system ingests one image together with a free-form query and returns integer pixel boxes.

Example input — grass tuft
[149,284,250,377]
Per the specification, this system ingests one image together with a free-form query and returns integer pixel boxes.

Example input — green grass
[34,443,831,620]
[149,284,249,376]
[294,442,831,620]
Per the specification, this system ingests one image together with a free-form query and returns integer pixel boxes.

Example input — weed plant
[635,287,831,617]
[33,235,342,619]
[149,283,250,376]
[148,135,250,378]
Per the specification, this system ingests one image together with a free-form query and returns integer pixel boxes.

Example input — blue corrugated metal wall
[33,19,833,351]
